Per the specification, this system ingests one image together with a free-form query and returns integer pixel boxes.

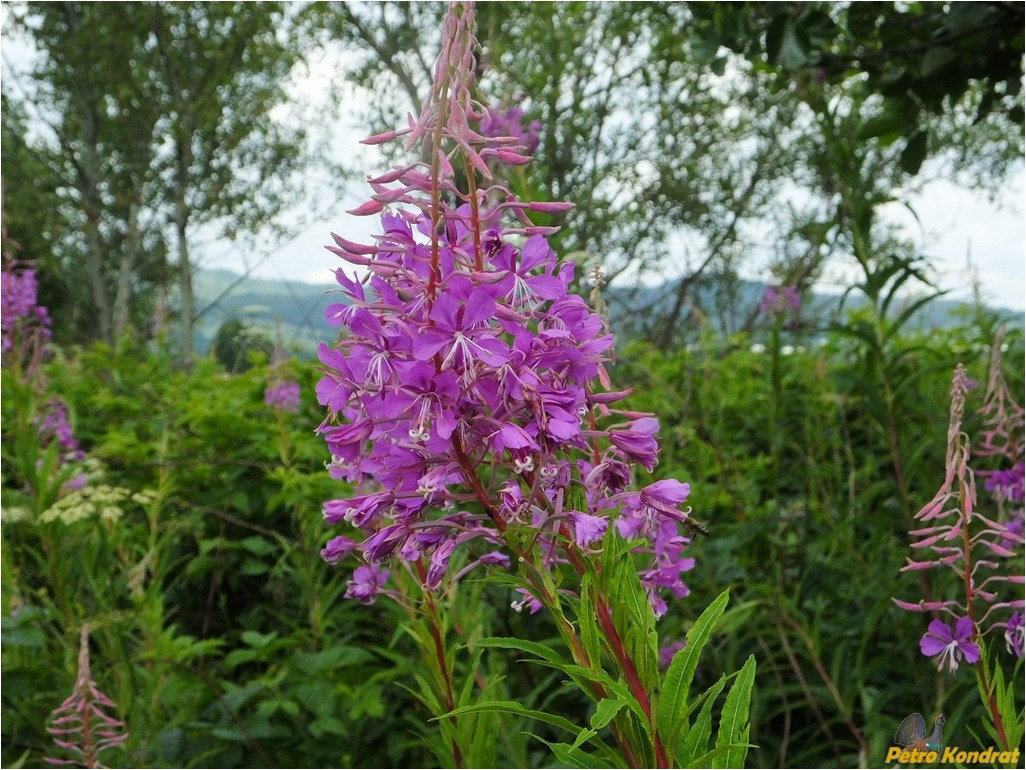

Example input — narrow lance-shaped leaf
[658,589,730,755]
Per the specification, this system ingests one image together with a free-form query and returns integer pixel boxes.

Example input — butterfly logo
[894,712,946,752]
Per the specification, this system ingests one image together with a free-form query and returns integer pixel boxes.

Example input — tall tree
[4,3,165,343]
[145,2,312,357]
[3,2,319,353]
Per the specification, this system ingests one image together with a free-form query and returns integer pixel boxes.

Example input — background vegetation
[2,2,1023,767]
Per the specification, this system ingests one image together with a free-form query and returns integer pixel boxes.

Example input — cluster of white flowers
[40,486,157,525]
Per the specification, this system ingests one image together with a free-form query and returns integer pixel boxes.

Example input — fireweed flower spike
[895,362,1025,669]
[315,0,698,616]
[2,258,53,378]
[264,379,301,414]
[46,624,129,768]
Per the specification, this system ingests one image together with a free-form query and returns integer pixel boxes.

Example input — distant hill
[191,267,1024,356]
[606,279,1025,339]
[192,268,339,356]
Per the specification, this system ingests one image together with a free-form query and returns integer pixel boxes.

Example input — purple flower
[481,104,541,155]
[569,512,607,548]
[511,588,543,614]
[1,260,51,357]
[324,492,397,527]
[608,417,660,472]
[321,535,360,564]
[659,640,687,669]
[984,463,1025,504]
[759,285,800,316]
[265,380,301,413]
[38,399,84,461]
[345,564,390,605]
[1006,612,1024,658]
[920,617,980,673]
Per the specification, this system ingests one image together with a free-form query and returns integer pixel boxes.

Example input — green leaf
[223,648,260,669]
[658,590,730,755]
[239,535,276,556]
[578,571,603,664]
[766,16,807,68]
[529,734,617,769]
[474,636,570,668]
[899,130,929,175]
[712,654,756,769]
[240,630,277,648]
[308,716,347,739]
[920,46,958,77]
[571,697,629,751]
[680,676,726,764]
[437,700,581,736]
[857,102,908,143]
[257,698,300,718]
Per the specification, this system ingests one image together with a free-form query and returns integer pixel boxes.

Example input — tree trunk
[175,133,193,359]
[112,200,139,339]
[64,3,114,344]
[176,208,192,359]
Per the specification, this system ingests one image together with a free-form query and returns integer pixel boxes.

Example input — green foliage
[691,2,1024,176]
[615,309,1024,767]
[2,288,1020,768]
[211,319,274,374]
[1,341,415,768]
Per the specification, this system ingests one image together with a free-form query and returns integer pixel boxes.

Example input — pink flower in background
[38,399,85,462]
[759,285,800,316]
[1,260,51,353]
[2,259,53,376]
[46,624,128,768]
[481,103,541,156]
[265,380,301,413]
[1006,612,1024,658]
[659,639,687,669]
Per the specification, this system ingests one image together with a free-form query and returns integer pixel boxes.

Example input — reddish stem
[558,523,669,768]
[464,155,483,271]
[415,559,465,768]
[958,459,1009,751]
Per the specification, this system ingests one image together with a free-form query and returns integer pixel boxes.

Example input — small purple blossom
[511,588,543,614]
[920,617,980,673]
[321,535,360,564]
[759,285,800,316]
[38,399,84,462]
[659,639,687,669]
[481,103,541,156]
[345,564,390,605]
[265,380,301,413]
[1005,612,1024,658]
